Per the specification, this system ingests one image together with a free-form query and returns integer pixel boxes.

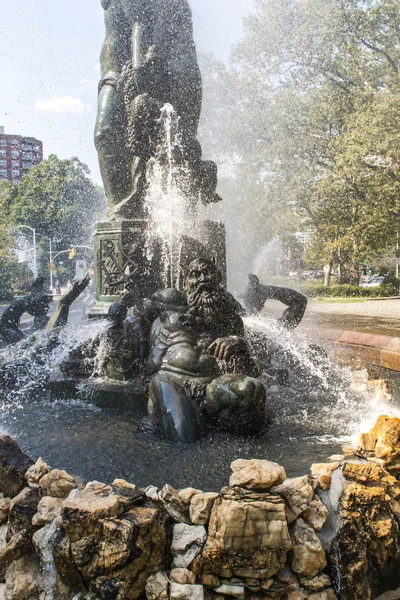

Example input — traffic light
[68,247,76,259]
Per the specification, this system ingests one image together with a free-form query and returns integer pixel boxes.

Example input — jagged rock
[61,480,170,599]
[245,577,261,591]
[178,488,203,505]
[39,468,77,498]
[52,527,86,594]
[359,415,400,476]
[214,583,245,598]
[0,499,11,526]
[170,582,204,600]
[112,478,136,493]
[229,459,286,490]
[202,486,291,579]
[310,463,340,491]
[159,484,191,523]
[302,496,329,531]
[330,461,400,600]
[145,571,169,600]
[4,554,40,600]
[171,523,207,568]
[170,568,196,584]
[190,492,219,525]
[308,590,336,600]
[144,485,160,502]
[277,566,298,584]
[285,591,308,600]
[0,487,40,578]
[0,436,33,498]
[32,496,63,527]
[202,574,220,588]
[25,457,50,489]
[299,573,331,591]
[374,589,400,600]
[0,583,5,599]
[273,476,314,523]
[289,518,327,576]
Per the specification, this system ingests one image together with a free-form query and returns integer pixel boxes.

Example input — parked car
[360,275,385,288]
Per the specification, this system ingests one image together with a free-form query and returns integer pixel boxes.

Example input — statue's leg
[204,374,268,436]
[94,84,131,209]
[148,372,205,443]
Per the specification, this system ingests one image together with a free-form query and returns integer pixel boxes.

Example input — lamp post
[17,225,37,278]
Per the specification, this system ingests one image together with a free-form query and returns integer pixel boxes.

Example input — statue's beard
[185,285,226,329]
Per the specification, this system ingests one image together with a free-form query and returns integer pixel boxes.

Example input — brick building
[0,126,43,184]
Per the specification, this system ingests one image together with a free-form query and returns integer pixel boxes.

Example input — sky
[0,0,254,184]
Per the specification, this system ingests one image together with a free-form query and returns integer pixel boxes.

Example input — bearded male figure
[147,259,267,442]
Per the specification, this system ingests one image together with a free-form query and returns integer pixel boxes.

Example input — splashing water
[245,313,400,445]
[144,104,197,288]
[0,319,111,405]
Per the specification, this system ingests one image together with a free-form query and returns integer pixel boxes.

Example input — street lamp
[17,225,37,278]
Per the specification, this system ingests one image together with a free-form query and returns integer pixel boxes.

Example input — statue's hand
[60,277,90,307]
[208,336,249,362]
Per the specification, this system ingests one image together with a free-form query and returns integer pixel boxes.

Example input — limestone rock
[32,496,63,527]
[170,583,204,600]
[0,435,33,498]
[160,484,191,523]
[290,518,327,576]
[302,496,329,531]
[171,523,207,568]
[39,468,77,498]
[145,571,169,600]
[0,499,11,526]
[61,480,170,599]
[202,486,291,579]
[5,554,40,600]
[25,457,50,489]
[170,568,196,584]
[229,459,286,490]
[144,485,160,502]
[112,478,136,493]
[7,486,40,540]
[299,573,331,591]
[359,415,400,476]
[285,591,307,600]
[310,463,340,491]
[214,583,245,598]
[331,461,400,600]
[273,476,314,523]
[178,488,203,505]
[190,492,219,526]
[202,574,220,588]
[308,590,336,600]
[374,589,400,600]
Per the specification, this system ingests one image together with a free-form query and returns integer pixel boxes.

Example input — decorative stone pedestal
[90,218,226,316]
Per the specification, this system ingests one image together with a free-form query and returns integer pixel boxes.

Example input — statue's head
[248,273,259,286]
[107,301,128,325]
[184,258,221,297]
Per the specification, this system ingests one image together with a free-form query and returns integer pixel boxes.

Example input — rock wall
[0,417,400,600]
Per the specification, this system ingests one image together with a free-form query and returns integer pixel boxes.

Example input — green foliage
[199,0,400,283]
[301,282,398,298]
[10,155,105,246]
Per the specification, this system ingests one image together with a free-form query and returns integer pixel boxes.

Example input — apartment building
[0,126,43,184]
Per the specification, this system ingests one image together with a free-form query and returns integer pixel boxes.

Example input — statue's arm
[45,278,90,330]
[264,285,307,330]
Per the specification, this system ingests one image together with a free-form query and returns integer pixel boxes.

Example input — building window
[11,140,19,147]
[0,151,6,158]
[0,140,6,147]
[22,152,32,159]
[12,170,20,176]
[12,160,19,167]
[13,179,20,184]
[0,160,6,167]
[11,151,19,158]
[0,169,7,175]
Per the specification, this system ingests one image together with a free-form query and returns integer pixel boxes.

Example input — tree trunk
[324,261,333,287]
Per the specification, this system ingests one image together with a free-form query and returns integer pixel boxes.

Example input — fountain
[1,1,400,599]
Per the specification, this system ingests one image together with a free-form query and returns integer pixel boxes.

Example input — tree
[214,0,400,283]
[10,155,105,247]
